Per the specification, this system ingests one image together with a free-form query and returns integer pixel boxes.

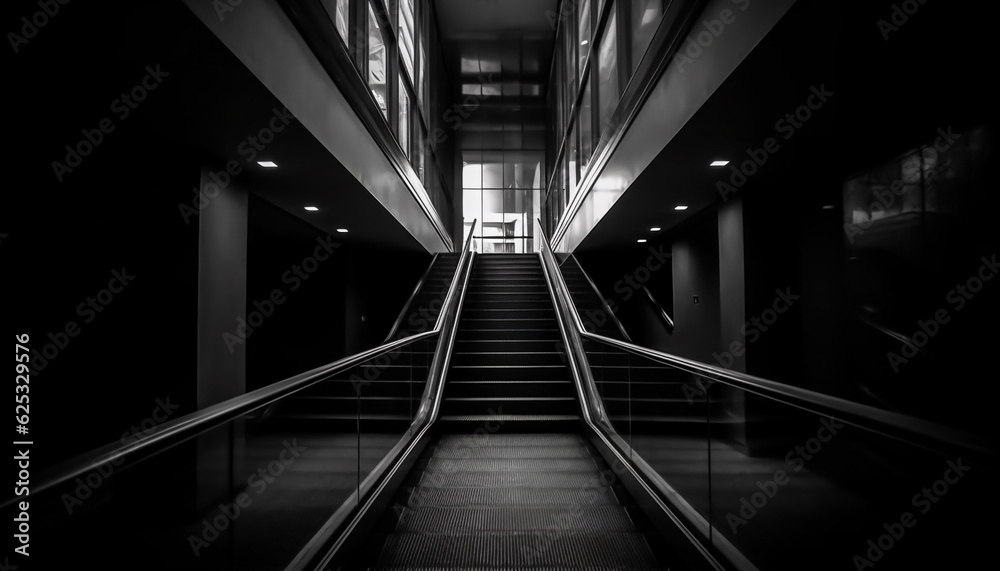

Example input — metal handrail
[8,330,436,508]
[537,224,996,461]
[642,285,674,331]
[10,221,480,511]
[286,219,477,571]
[536,220,728,570]
[564,253,632,341]
[384,253,438,342]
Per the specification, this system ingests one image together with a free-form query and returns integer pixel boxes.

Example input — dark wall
[245,195,430,391]
[7,0,208,467]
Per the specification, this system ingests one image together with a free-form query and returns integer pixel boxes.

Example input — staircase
[357,433,672,569]
[439,254,580,432]
[343,253,678,570]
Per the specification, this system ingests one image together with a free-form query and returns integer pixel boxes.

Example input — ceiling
[435,0,560,39]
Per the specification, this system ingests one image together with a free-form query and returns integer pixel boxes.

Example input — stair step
[372,531,660,568]
[390,506,636,533]
[395,485,620,507]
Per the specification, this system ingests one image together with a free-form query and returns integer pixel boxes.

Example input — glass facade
[543,0,667,236]
[463,150,543,253]
[319,0,454,236]
[366,3,388,118]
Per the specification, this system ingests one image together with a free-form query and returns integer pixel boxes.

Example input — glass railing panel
[585,339,713,541]
[626,351,712,534]
[706,382,994,570]
[358,336,436,485]
[20,378,360,571]
[583,338,631,443]
[8,334,443,570]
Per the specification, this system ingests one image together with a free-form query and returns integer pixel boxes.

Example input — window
[579,77,593,172]
[578,0,592,72]
[567,123,578,194]
[398,76,410,157]
[629,0,664,74]
[367,3,387,118]
[597,5,619,137]
[398,0,415,80]
[563,24,577,111]
[418,40,427,112]
[322,0,350,44]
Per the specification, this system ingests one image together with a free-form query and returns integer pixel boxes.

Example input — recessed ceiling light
[336,228,349,233]
[674,205,689,211]
[257,161,278,168]
[304,206,319,212]
[822,204,835,210]
[649,227,661,232]
[710,160,729,167]
[636,239,647,243]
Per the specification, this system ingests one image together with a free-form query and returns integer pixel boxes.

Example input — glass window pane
[580,76,593,172]
[398,75,410,157]
[563,24,576,113]
[322,0,350,44]
[578,0,592,71]
[630,0,664,74]
[415,122,426,182]
[568,123,578,194]
[418,40,427,111]
[483,151,503,188]
[398,0,415,80]
[367,3,387,118]
[597,6,619,137]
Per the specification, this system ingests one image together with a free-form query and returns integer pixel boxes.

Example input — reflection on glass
[398,76,410,157]
[598,6,619,137]
[564,18,577,108]
[398,0,415,80]
[367,3,387,118]
[418,40,427,111]
[568,123,579,195]
[322,0,350,44]
[629,0,664,74]
[578,0,592,71]
[580,78,593,172]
